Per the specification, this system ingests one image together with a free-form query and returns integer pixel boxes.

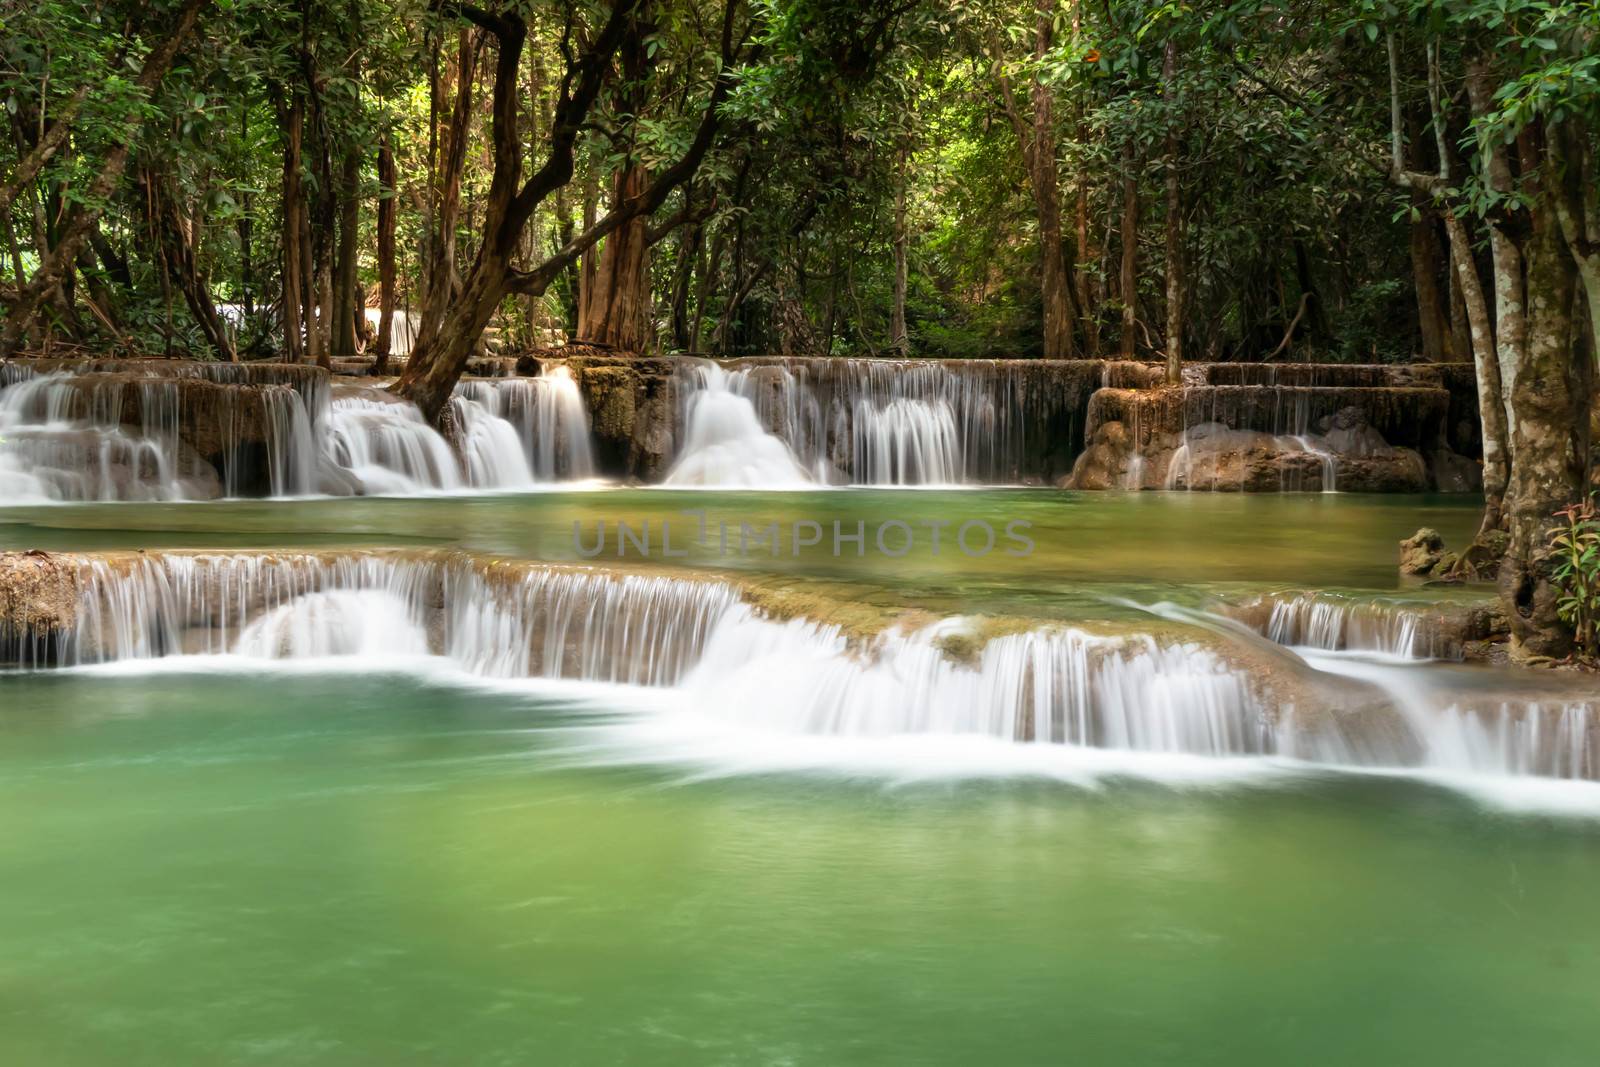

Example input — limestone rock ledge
[0,551,81,666]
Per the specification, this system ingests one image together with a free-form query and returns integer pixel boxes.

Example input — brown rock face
[1064,384,1458,492]
[1400,528,1446,578]
[1064,416,1428,493]
[549,356,680,480]
[1061,420,1136,490]
[0,551,81,666]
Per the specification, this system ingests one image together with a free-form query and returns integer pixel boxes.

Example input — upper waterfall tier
[1,354,1484,497]
[624,356,1127,485]
[0,360,594,501]
[1,548,1593,782]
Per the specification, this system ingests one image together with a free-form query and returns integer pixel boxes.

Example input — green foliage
[7,0,1582,362]
[1333,279,1413,364]
[1550,495,1600,660]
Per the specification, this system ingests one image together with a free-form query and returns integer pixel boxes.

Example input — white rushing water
[667,358,1018,486]
[1260,593,1432,658]
[664,364,813,487]
[0,364,596,500]
[308,372,597,495]
[14,549,1596,791]
[0,371,206,502]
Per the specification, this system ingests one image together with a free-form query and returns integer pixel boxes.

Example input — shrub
[1550,495,1600,659]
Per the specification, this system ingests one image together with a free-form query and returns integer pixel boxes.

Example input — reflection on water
[0,489,1484,620]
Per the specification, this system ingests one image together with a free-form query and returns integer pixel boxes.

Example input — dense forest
[1,1,1596,646]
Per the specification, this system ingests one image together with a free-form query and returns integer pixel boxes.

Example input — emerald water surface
[1,490,1484,620]
[3,669,1599,1066]
[7,488,1595,1065]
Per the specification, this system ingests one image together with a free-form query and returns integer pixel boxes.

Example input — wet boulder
[1400,528,1446,578]
[1061,419,1138,490]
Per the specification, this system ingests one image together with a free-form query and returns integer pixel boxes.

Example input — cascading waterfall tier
[3,548,1596,783]
[0,361,325,500]
[1216,590,1597,780]
[1221,591,1503,662]
[5,355,1484,495]
[0,360,596,500]
[663,363,814,487]
[1266,594,1426,657]
[324,370,595,494]
[665,357,1109,485]
[453,368,595,483]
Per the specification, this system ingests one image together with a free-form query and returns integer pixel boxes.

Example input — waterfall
[679,616,1290,755]
[1268,596,1422,657]
[850,397,962,485]
[323,389,468,494]
[0,372,187,503]
[55,551,738,683]
[1298,650,1600,781]
[1287,435,1338,492]
[235,589,432,659]
[16,547,1595,784]
[668,358,1028,485]
[450,393,540,488]
[1232,591,1597,780]
[452,368,595,482]
[261,385,320,496]
[0,363,334,500]
[328,375,596,495]
[441,563,739,683]
[0,362,598,500]
[664,363,813,487]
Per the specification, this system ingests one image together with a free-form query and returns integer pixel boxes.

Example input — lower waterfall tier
[2,548,1593,782]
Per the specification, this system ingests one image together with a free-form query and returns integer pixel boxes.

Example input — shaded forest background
[5,0,1591,373]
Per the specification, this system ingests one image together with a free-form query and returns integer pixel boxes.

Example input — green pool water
[2,669,1598,1066]
[8,489,1588,1065]
[0,489,1484,621]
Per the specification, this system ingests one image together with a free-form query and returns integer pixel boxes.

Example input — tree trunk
[1447,243,1472,362]
[1072,0,1098,357]
[1549,123,1600,358]
[394,0,733,417]
[1499,198,1591,659]
[374,135,397,372]
[1162,39,1183,384]
[298,173,322,367]
[0,0,211,357]
[1410,204,1452,361]
[1443,212,1509,530]
[148,171,236,362]
[1292,239,1329,345]
[576,164,652,351]
[993,7,1076,359]
[419,29,480,344]
[1031,29,1074,361]
[689,229,725,354]
[1119,150,1138,359]
[669,224,698,351]
[890,143,909,355]
[0,84,91,222]
[1464,60,1526,444]
[332,148,361,357]
[576,167,599,332]
[315,253,334,369]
